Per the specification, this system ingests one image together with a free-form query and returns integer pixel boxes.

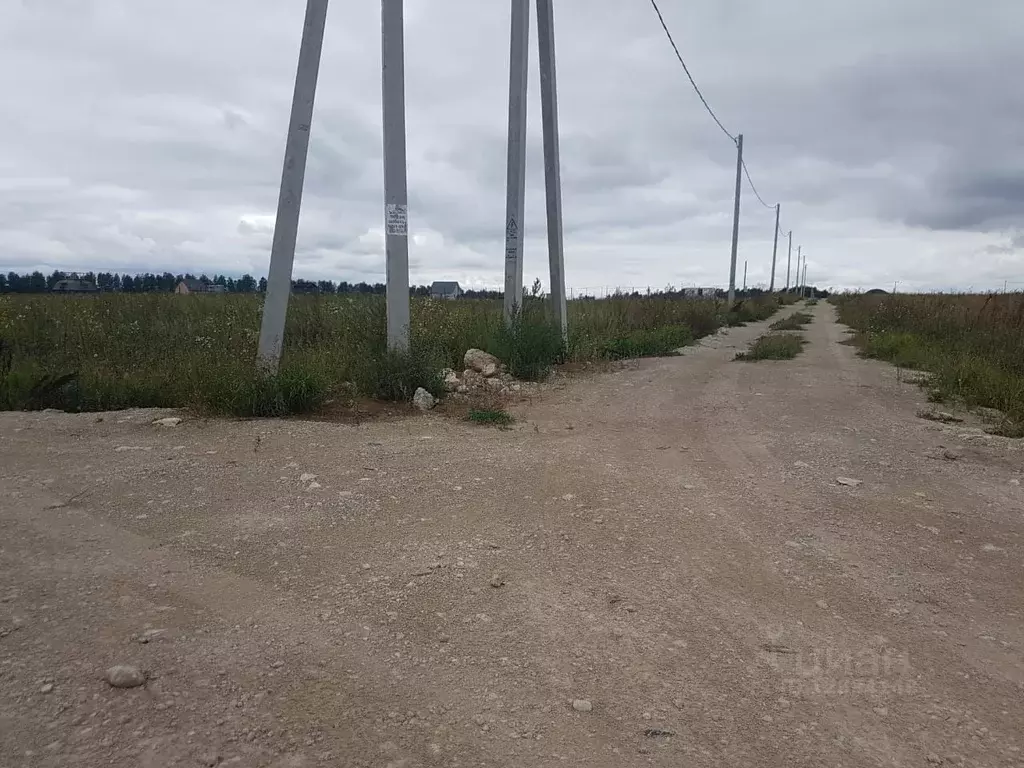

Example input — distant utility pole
[382,0,410,350]
[785,230,792,291]
[795,245,802,296]
[536,0,567,338]
[802,263,808,298]
[256,0,329,373]
[503,0,530,323]
[742,260,748,291]
[769,204,780,292]
[727,134,743,305]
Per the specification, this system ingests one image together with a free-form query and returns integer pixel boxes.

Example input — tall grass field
[834,292,1024,434]
[0,292,787,416]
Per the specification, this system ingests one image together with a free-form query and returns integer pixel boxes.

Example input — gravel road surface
[1,302,1022,767]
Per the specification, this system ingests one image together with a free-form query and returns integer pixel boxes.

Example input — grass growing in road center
[769,311,813,331]
[734,333,806,361]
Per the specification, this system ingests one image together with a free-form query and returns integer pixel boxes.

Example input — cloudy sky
[1,0,1022,293]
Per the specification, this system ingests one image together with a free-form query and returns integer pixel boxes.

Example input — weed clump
[467,408,514,427]
[770,312,812,331]
[199,367,332,417]
[735,333,806,361]
[491,305,564,381]
[351,346,444,402]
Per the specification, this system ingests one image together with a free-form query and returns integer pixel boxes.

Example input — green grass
[491,305,564,381]
[734,333,806,361]
[350,346,445,402]
[769,311,813,331]
[466,408,514,427]
[833,292,1024,433]
[0,291,786,416]
[724,297,784,328]
[601,324,693,359]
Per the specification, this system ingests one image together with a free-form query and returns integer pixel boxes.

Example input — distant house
[682,286,716,299]
[52,279,99,293]
[176,279,226,295]
[430,281,462,300]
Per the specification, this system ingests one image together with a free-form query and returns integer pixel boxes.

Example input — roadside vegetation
[833,292,1024,435]
[734,332,806,361]
[466,408,515,428]
[769,311,813,331]
[0,291,789,416]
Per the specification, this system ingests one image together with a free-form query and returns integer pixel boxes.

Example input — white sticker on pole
[386,204,408,236]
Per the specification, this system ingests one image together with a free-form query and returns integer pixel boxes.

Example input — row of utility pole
[742,246,811,296]
[255,1,809,373]
[726,135,809,303]
[256,0,567,373]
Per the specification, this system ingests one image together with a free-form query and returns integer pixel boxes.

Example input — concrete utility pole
[256,0,329,373]
[503,0,530,323]
[382,0,410,350]
[795,245,802,296]
[742,260,748,291]
[785,230,792,290]
[769,203,780,292]
[536,0,567,338]
[802,262,808,298]
[727,134,743,305]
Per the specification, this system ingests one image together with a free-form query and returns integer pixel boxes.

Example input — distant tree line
[0,270,505,298]
[0,270,820,299]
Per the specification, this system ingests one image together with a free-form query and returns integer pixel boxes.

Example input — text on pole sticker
[386,204,408,236]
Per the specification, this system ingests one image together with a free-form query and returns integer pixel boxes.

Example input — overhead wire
[647,0,736,144]
[741,158,775,209]
[648,0,779,209]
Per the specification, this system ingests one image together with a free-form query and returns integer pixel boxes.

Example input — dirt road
[2,302,1022,767]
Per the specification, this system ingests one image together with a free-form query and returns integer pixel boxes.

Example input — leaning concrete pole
[256,0,330,373]
[382,0,410,350]
[503,0,530,323]
[727,134,743,305]
[536,0,567,339]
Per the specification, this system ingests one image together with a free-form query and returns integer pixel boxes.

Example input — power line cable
[741,157,775,209]
[648,0,779,210]
[647,0,736,144]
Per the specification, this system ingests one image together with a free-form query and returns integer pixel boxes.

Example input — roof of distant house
[179,278,207,290]
[430,281,461,292]
[52,278,98,291]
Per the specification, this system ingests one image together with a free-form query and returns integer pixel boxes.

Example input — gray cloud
[1,0,1022,292]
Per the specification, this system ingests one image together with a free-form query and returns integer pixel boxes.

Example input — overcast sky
[1,0,1022,292]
